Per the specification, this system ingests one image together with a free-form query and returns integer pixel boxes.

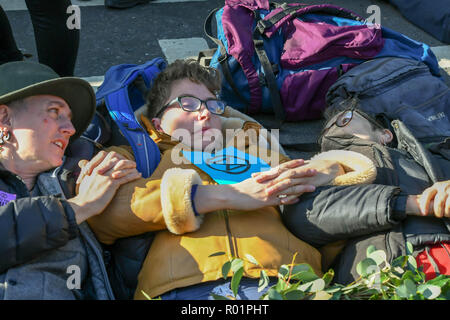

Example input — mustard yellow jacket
[87,107,376,299]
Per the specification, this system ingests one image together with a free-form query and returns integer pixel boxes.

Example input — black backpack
[326,57,450,143]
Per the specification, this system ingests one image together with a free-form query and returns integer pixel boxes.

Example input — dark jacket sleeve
[0,196,78,273]
[281,184,404,248]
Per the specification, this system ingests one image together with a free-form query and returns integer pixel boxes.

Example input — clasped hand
[216,158,343,212]
[408,180,450,218]
[68,150,141,224]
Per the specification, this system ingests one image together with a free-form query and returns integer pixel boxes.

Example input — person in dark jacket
[282,97,450,284]
[0,61,141,299]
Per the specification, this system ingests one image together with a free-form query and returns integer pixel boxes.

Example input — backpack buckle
[253,39,264,48]
[218,54,228,64]
[122,120,144,132]
[256,19,273,35]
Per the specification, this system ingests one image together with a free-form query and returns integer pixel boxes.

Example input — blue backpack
[326,57,450,142]
[205,0,441,123]
[81,58,167,178]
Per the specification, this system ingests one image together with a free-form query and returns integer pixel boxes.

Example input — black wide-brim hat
[0,61,96,141]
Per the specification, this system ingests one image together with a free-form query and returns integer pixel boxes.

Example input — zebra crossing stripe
[158,37,210,63]
[431,46,450,69]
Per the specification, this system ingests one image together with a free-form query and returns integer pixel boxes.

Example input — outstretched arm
[282,184,404,247]
[193,159,320,213]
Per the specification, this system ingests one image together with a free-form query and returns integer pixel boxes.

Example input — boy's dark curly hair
[146,59,221,119]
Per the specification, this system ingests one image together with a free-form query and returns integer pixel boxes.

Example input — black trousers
[0,0,80,76]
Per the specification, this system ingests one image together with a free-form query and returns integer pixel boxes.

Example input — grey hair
[7,98,28,111]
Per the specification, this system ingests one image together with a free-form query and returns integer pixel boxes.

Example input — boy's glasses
[157,95,226,117]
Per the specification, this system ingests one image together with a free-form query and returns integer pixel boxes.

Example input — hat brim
[0,77,96,142]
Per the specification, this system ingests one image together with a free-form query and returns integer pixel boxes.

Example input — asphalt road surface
[3,0,446,77]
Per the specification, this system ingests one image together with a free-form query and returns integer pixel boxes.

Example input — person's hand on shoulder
[68,150,142,224]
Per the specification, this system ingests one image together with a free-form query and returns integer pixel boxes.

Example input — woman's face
[153,78,223,150]
[9,95,76,170]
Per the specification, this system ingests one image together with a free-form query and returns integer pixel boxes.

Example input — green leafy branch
[209,243,450,300]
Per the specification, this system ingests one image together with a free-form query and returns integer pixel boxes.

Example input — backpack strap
[249,4,365,124]
[257,4,364,38]
[134,58,167,89]
[104,89,160,178]
[94,58,166,178]
[204,8,250,112]
[252,10,285,124]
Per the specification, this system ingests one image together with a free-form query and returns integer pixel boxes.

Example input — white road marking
[158,37,210,63]
[431,46,450,69]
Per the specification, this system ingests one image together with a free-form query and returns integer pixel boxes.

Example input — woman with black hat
[0,61,141,299]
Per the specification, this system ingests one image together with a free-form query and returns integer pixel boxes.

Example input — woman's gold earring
[0,129,10,145]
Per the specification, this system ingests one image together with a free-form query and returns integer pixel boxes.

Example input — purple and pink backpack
[206,0,440,124]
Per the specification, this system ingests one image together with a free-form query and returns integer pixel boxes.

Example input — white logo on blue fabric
[182,147,271,185]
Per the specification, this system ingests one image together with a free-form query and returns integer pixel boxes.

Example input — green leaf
[390,276,403,287]
[222,261,231,280]
[356,258,377,277]
[325,285,342,294]
[267,287,283,300]
[401,270,416,281]
[210,293,232,300]
[392,266,405,276]
[369,293,382,300]
[313,291,332,300]
[291,263,314,274]
[244,254,260,266]
[298,278,325,293]
[366,245,377,257]
[231,258,244,273]
[342,282,363,293]
[209,251,226,257]
[278,264,290,279]
[418,284,441,300]
[291,271,319,282]
[275,278,288,292]
[406,255,417,271]
[439,284,450,300]
[230,267,244,297]
[322,269,334,286]
[258,270,270,293]
[368,250,387,266]
[396,279,417,298]
[406,242,414,255]
[392,255,408,269]
[330,291,342,300]
[283,290,305,300]
[426,275,450,287]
